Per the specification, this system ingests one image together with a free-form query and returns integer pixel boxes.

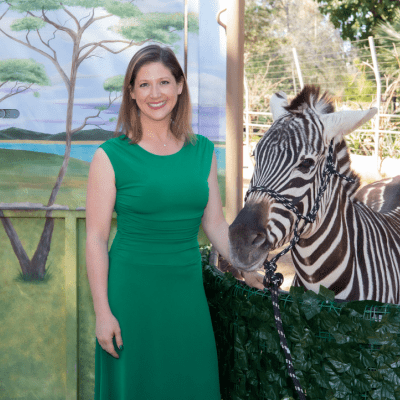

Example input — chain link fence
[244,36,400,172]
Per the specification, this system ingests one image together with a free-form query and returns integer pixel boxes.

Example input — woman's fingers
[104,337,120,359]
[115,330,124,352]
[243,271,265,290]
[96,314,123,359]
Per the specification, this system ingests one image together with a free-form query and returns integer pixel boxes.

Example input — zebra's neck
[292,176,400,303]
[334,140,361,199]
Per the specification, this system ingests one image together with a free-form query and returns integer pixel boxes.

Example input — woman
[86,44,263,400]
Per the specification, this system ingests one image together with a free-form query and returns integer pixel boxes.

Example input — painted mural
[0,0,227,211]
[0,0,227,398]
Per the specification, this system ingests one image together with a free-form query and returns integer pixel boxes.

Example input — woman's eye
[161,80,169,85]
[298,158,315,171]
[139,83,148,87]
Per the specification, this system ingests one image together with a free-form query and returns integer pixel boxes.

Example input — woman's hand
[96,312,124,359]
[241,270,265,290]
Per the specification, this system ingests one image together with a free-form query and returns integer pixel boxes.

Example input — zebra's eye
[298,158,315,171]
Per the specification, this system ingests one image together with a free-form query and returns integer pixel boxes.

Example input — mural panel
[0,0,226,398]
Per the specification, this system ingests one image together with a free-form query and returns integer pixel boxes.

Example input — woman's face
[131,61,183,127]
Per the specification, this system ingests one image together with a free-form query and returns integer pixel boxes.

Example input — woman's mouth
[148,101,166,109]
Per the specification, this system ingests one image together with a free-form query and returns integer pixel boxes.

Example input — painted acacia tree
[87,75,125,129]
[0,0,198,280]
[0,58,50,102]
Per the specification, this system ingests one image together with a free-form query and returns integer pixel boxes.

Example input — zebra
[355,175,400,213]
[228,85,400,303]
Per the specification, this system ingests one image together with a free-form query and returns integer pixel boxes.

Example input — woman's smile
[148,100,167,109]
[130,62,183,124]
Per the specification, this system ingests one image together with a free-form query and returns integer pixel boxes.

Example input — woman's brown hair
[114,44,196,145]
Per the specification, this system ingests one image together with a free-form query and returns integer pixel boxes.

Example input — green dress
[94,133,221,400]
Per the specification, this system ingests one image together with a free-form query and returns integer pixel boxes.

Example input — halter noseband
[244,139,355,287]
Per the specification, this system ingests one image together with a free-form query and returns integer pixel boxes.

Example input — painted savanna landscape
[0,0,228,398]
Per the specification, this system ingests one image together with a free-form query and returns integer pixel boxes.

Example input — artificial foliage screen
[200,247,400,400]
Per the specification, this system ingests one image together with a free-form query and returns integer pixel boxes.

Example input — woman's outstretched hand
[241,270,265,290]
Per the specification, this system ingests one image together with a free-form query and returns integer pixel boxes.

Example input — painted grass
[0,148,89,209]
[0,148,226,210]
[0,147,226,398]
[0,218,67,400]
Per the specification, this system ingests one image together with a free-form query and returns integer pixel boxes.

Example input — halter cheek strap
[243,139,354,399]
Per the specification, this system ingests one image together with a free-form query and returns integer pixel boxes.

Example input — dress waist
[109,214,202,266]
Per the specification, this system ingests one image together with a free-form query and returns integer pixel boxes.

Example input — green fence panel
[201,246,400,400]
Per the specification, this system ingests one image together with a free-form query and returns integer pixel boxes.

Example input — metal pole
[292,48,304,89]
[225,0,245,224]
[184,0,188,78]
[368,36,381,173]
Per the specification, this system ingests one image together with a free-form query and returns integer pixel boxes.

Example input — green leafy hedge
[200,246,400,400]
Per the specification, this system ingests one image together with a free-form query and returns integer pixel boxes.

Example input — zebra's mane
[284,85,334,115]
[284,85,362,198]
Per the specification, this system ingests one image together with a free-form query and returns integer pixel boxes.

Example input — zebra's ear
[270,91,289,121]
[320,108,377,143]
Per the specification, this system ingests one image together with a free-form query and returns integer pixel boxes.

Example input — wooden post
[225,0,245,224]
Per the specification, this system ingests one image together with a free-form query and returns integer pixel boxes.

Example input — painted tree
[0,58,50,102]
[103,75,124,94]
[90,75,125,128]
[0,0,199,280]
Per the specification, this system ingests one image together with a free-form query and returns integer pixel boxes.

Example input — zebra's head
[229,85,377,273]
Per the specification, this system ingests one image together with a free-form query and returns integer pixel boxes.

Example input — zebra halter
[244,139,355,400]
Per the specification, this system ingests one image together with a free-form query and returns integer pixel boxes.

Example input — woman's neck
[140,117,172,142]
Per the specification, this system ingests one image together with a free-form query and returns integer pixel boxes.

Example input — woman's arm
[201,152,264,290]
[85,148,116,317]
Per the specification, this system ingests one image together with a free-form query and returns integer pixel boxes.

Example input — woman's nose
[150,84,161,98]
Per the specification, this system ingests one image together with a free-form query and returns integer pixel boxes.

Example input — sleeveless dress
[94,133,221,400]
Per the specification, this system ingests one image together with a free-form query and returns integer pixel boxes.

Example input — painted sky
[0,0,227,135]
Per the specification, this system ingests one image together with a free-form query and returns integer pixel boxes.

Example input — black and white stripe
[229,85,400,303]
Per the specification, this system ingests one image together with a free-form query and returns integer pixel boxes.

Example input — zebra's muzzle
[228,203,273,272]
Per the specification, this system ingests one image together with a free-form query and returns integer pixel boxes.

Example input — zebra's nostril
[252,232,266,247]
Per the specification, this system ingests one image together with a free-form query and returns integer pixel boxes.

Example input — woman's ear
[130,84,136,100]
[177,79,184,95]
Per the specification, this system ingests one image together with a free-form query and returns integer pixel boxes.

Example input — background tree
[373,9,400,76]
[316,0,400,41]
[370,10,400,158]
[244,0,277,64]
[244,0,346,112]
[0,0,198,280]
[0,58,50,103]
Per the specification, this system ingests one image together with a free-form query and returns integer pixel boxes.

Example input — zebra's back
[355,175,400,214]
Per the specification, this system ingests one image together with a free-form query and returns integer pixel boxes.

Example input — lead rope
[244,140,355,400]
